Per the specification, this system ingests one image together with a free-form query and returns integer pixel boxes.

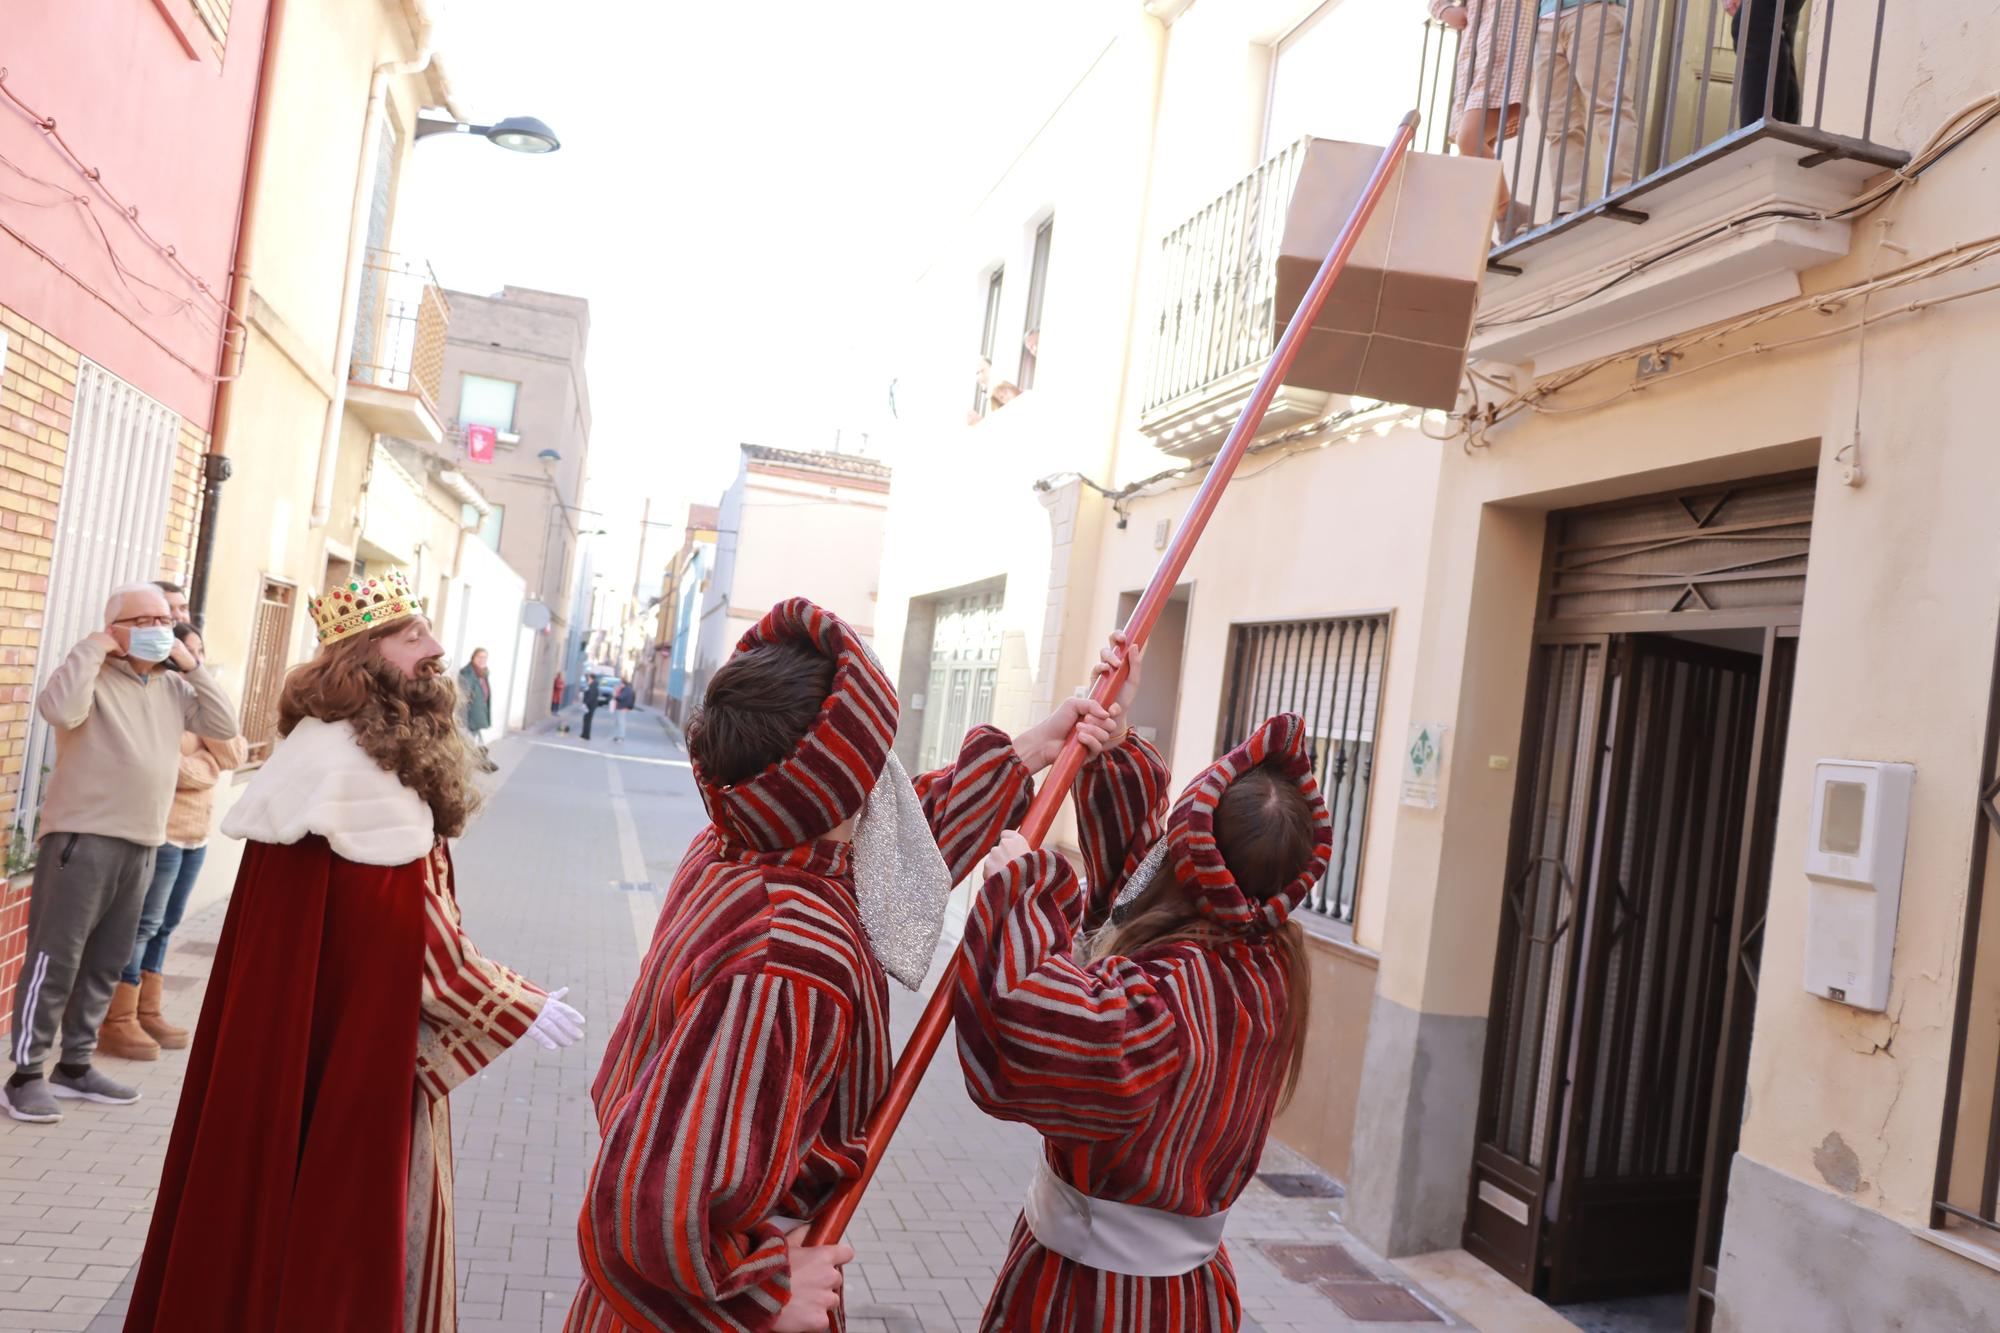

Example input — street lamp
[414,114,562,154]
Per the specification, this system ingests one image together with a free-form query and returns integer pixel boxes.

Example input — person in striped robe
[955,637,1331,1332]
[567,598,1116,1333]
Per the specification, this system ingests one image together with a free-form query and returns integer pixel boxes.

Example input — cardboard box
[1273,139,1501,412]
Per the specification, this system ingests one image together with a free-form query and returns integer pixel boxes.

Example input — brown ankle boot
[99,981,159,1061]
[136,972,188,1050]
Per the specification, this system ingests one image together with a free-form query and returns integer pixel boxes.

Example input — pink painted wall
[0,0,272,425]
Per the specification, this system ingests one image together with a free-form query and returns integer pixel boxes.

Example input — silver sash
[1021,1158,1229,1278]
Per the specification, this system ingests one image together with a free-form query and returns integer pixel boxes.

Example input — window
[1262,0,1427,156]
[971,267,1004,418]
[462,502,505,552]
[917,589,1003,772]
[239,579,298,764]
[459,374,519,435]
[1218,613,1390,928]
[1018,217,1053,390]
[19,359,180,831]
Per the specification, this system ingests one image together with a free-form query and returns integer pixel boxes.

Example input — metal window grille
[918,590,1003,773]
[1018,217,1054,390]
[1933,613,2000,1238]
[17,360,180,838]
[972,267,1004,417]
[238,579,297,765]
[1219,614,1389,926]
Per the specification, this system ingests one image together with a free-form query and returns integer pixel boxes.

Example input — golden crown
[308,570,425,645]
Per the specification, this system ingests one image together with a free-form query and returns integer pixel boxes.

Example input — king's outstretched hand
[527,987,586,1051]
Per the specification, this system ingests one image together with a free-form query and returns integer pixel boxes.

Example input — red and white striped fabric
[566,716,1034,1332]
[953,722,1328,1332]
[694,598,900,851]
[1167,713,1332,933]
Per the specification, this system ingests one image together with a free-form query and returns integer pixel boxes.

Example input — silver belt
[1021,1158,1229,1278]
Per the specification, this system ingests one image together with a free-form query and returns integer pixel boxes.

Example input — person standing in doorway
[458,648,499,773]
[102,623,248,1062]
[580,673,603,742]
[612,677,636,743]
[1,583,237,1124]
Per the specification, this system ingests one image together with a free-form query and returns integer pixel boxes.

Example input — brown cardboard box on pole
[1274,138,1502,412]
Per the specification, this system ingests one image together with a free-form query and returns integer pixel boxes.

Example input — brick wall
[0,305,205,1038]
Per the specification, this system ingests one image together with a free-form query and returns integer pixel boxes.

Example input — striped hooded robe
[953,714,1334,1332]
[567,598,1034,1332]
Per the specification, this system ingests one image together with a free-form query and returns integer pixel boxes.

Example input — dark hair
[153,580,184,597]
[1091,762,1316,1108]
[687,640,835,786]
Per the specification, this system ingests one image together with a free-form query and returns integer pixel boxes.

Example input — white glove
[526,987,585,1051]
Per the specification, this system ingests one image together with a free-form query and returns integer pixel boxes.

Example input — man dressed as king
[125,571,585,1333]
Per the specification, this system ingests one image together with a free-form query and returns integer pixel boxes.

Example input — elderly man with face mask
[0,582,237,1124]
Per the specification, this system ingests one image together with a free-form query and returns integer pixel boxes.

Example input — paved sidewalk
[0,708,1490,1332]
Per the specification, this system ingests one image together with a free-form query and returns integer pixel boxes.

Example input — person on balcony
[1431,1,1535,235]
[1532,0,1641,216]
[1727,0,1806,126]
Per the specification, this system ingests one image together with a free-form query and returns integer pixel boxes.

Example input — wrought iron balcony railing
[1414,0,1901,262]
[350,249,450,416]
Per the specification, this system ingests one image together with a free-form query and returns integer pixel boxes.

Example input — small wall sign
[1401,722,1447,809]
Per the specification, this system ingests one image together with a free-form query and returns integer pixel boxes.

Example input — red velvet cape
[124,835,427,1332]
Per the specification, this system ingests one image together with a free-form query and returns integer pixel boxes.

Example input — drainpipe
[187,0,288,629]
[309,12,437,528]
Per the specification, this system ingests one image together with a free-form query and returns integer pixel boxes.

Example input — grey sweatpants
[9,833,155,1072]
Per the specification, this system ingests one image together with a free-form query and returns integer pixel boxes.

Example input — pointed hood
[1163,712,1333,933]
[692,598,899,851]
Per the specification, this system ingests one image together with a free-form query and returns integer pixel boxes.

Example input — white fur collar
[221,717,435,866]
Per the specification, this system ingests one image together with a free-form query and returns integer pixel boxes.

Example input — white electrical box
[1803,759,1914,1011]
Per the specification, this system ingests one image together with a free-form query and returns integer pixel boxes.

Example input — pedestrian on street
[565,597,1116,1332]
[953,632,1326,1331]
[0,583,237,1125]
[552,669,566,717]
[458,646,499,773]
[126,570,584,1333]
[612,676,636,743]
[579,671,603,741]
[103,622,248,1063]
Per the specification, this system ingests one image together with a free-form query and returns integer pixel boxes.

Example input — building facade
[641,503,720,718]
[434,285,593,720]
[875,0,2000,1327]
[692,446,890,704]
[0,0,273,1027]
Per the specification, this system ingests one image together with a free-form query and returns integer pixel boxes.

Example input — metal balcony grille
[351,249,450,415]
[1220,614,1389,927]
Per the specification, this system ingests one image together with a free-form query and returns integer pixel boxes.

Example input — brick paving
[0,708,1479,1332]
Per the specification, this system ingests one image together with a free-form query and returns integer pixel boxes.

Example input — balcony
[347,249,450,444]
[1139,139,1344,459]
[1138,2,1904,437]
[1413,0,1905,371]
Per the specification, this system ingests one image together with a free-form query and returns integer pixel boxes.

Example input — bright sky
[399,0,1123,596]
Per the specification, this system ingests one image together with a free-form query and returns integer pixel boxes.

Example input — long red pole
[808,111,1420,1246]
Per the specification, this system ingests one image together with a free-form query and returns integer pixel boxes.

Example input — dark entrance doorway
[1462,475,1813,1331]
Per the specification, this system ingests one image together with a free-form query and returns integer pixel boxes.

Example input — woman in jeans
[98,627,248,1061]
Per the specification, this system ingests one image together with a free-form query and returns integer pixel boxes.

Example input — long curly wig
[275,623,482,838]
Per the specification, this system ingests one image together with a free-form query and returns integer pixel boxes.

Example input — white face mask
[126,626,175,663]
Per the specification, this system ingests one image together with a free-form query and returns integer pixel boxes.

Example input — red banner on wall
[466,424,497,463]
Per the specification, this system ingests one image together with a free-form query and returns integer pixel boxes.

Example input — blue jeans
[124,844,207,985]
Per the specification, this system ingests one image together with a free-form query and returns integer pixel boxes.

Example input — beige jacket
[36,637,238,846]
[166,730,249,848]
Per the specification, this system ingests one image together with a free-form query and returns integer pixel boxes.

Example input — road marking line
[606,758,659,955]
[529,738,690,768]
